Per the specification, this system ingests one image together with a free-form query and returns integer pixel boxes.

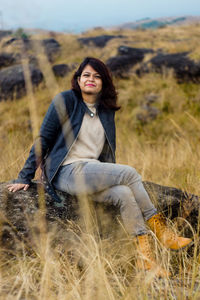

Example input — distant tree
[13,28,29,39]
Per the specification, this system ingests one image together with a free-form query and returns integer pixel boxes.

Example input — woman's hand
[7,183,30,193]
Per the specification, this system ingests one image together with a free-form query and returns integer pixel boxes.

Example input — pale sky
[0,0,200,33]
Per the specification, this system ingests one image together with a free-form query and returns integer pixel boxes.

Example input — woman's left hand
[7,183,30,193]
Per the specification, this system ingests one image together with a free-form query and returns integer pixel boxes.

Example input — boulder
[136,52,200,82]
[42,38,61,62]
[117,46,154,56]
[0,52,19,68]
[0,181,199,248]
[0,64,43,101]
[52,64,70,77]
[136,106,160,124]
[2,37,18,46]
[3,37,31,51]
[3,38,61,63]
[78,34,124,48]
[136,93,161,124]
[106,45,154,77]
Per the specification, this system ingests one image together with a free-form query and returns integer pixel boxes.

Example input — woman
[7,57,192,276]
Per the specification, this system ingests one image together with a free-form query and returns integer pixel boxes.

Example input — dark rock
[52,64,70,77]
[42,38,61,62]
[0,30,12,40]
[136,106,160,124]
[136,93,161,124]
[0,181,199,248]
[3,38,61,63]
[78,34,124,48]
[23,38,61,62]
[0,53,18,68]
[2,37,31,53]
[0,64,43,101]
[118,45,154,56]
[106,45,154,77]
[20,38,61,62]
[144,93,158,105]
[2,37,18,46]
[143,182,200,230]
[28,55,39,67]
[136,52,200,82]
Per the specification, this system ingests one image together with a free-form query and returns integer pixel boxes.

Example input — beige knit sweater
[62,101,105,166]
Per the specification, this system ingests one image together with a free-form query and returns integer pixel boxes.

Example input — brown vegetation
[0,23,200,299]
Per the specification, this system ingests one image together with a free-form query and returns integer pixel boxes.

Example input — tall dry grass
[0,24,200,299]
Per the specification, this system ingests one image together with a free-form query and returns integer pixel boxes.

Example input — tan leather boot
[135,234,169,277]
[147,213,192,250]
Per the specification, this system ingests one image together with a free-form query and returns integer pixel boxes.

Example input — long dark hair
[71,57,121,111]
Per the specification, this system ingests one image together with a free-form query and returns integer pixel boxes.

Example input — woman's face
[78,64,102,96]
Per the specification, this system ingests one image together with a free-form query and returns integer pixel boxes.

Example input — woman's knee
[93,185,133,207]
[109,185,136,208]
[122,164,142,182]
[113,184,132,196]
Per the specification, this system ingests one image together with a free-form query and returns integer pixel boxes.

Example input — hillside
[0,23,200,190]
[0,23,200,299]
[111,15,200,30]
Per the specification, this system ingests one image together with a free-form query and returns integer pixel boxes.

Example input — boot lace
[139,235,154,261]
[154,213,176,241]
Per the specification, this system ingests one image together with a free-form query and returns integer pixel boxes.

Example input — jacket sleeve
[15,94,64,184]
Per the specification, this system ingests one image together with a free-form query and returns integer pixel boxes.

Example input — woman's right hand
[7,183,30,193]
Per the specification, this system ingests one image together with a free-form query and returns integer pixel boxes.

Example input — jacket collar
[76,91,101,116]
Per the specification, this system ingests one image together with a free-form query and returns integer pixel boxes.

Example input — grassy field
[0,24,200,299]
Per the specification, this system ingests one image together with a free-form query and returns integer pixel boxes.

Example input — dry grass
[0,23,200,299]
[0,216,199,299]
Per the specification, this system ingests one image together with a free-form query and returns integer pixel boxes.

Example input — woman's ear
[77,76,80,85]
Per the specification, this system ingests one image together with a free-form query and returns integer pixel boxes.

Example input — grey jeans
[52,161,157,236]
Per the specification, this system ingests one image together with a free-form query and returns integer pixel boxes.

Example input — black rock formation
[42,38,61,62]
[136,52,200,82]
[0,52,19,69]
[136,94,161,124]
[2,37,18,46]
[78,34,124,48]
[3,38,61,63]
[106,45,154,77]
[52,64,70,77]
[0,181,199,248]
[0,64,43,101]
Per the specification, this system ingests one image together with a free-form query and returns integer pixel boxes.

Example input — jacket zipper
[103,128,115,163]
[50,113,115,182]
[50,126,82,183]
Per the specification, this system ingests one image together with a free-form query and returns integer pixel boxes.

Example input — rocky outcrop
[78,34,124,48]
[2,37,31,52]
[52,63,70,77]
[0,37,63,100]
[3,38,61,63]
[0,64,43,101]
[136,52,200,82]
[136,94,161,124]
[106,45,154,77]
[0,181,199,248]
[106,46,200,82]
[2,37,18,46]
[0,53,20,69]
[41,38,61,62]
